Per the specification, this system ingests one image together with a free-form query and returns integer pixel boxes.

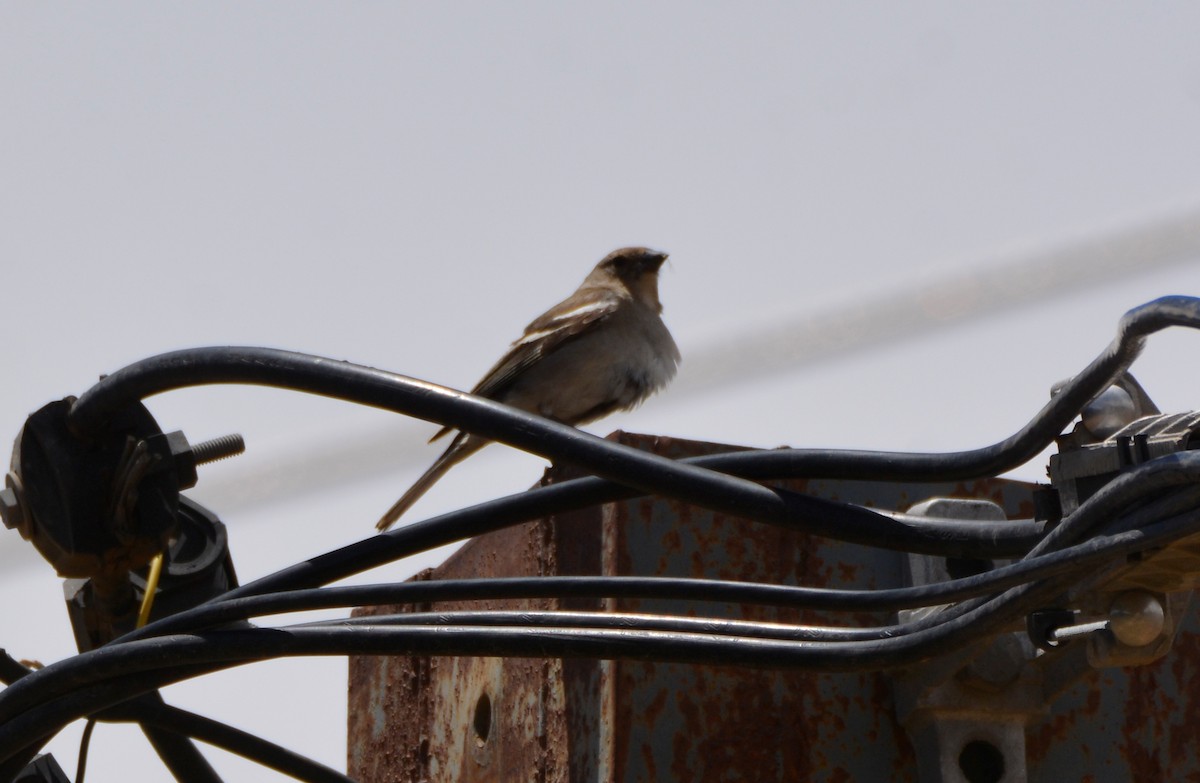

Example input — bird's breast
[499,305,678,425]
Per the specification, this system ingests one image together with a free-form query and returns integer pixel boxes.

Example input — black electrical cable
[303,610,867,640]
[0,618,993,767]
[0,665,234,783]
[319,486,1200,643]
[7,295,1195,776]
[53,297,1197,620]
[0,551,1120,774]
[115,501,1200,648]
[75,719,96,783]
[9,501,1200,739]
[66,296,1200,485]
[215,464,1038,598]
[846,455,1200,642]
[4,450,1189,778]
[881,451,1200,648]
[60,689,340,783]
[64,347,803,524]
[62,347,1045,563]
[816,461,1200,645]
[6,486,1200,779]
[1026,451,1200,558]
[58,345,1041,571]
[116,484,1200,654]
[128,703,354,783]
[0,569,1057,739]
[66,296,1199,502]
[0,657,225,783]
[118,448,1198,651]
[708,295,1200,482]
[190,431,1185,615]
[139,718,225,783]
[112,488,1038,648]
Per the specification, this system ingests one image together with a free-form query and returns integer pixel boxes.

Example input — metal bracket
[892,491,1199,783]
[893,498,1042,783]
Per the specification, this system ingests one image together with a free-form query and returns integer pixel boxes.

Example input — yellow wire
[136,552,165,629]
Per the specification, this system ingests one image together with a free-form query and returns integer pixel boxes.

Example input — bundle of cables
[2,295,1200,782]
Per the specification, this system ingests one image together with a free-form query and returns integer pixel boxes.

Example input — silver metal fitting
[1043,591,1166,649]
[1081,385,1138,439]
[1107,590,1165,648]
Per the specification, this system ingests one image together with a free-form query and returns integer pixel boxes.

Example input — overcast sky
[3,4,1200,780]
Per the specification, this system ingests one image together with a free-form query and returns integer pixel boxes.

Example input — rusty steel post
[347,433,1200,782]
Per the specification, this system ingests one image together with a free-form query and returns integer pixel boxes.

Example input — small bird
[376,246,680,531]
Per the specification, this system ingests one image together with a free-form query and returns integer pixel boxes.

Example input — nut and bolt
[1,432,243,534]
[159,431,245,490]
[1045,590,1165,647]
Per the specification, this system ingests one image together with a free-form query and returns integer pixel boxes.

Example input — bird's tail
[375,436,482,532]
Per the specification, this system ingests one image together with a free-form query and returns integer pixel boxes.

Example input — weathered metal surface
[348,519,568,782]
[1025,600,1200,782]
[348,432,1200,782]
[598,437,912,781]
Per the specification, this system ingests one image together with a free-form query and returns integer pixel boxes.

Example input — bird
[376,246,680,531]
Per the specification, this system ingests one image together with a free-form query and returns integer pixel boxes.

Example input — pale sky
[3,4,1200,780]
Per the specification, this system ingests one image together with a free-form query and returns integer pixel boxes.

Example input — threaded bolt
[192,434,246,466]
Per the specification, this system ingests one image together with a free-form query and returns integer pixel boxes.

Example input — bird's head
[592,246,670,311]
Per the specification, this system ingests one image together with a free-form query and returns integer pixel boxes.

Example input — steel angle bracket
[892,497,1044,783]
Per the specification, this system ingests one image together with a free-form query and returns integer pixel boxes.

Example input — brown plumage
[375,246,680,531]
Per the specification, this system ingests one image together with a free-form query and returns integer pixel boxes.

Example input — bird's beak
[646,251,669,272]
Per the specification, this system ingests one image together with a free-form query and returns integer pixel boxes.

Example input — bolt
[1047,618,1110,644]
[1081,385,1138,439]
[191,434,245,466]
[1108,590,1165,647]
[154,431,246,491]
[1,473,26,532]
[0,488,20,530]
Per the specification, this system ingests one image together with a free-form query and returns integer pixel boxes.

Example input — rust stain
[1026,678,1100,765]
[1117,619,1200,782]
[1168,625,1200,774]
[1121,663,1160,780]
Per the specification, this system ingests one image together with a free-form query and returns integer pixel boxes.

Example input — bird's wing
[428,287,622,442]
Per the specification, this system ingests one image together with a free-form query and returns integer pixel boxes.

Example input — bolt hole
[947,557,994,580]
[958,739,1004,783]
[472,692,491,747]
